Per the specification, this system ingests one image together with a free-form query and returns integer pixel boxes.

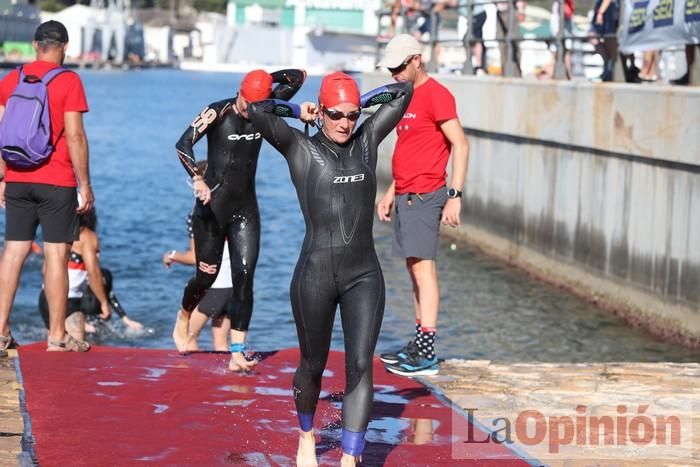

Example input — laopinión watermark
[452,397,694,462]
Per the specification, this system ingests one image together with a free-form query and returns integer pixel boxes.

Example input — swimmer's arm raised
[362,81,414,143]
[270,69,307,101]
[248,100,299,158]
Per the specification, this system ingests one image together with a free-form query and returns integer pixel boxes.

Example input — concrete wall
[362,73,700,347]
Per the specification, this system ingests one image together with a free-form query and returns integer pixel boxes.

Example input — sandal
[0,333,17,351]
[47,333,90,352]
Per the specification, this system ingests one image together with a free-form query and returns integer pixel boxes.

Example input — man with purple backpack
[0,20,93,352]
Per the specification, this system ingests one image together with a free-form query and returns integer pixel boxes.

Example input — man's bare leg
[407,258,439,328]
[172,308,191,352]
[43,241,71,343]
[296,429,318,467]
[408,260,421,324]
[0,241,32,342]
[228,329,257,371]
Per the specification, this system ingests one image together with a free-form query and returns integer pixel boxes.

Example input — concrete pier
[0,351,24,465]
[362,73,700,348]
[427,359,700,465]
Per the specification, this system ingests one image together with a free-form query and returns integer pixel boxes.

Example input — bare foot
[340,453,360,466]
[172,310,190,352]
[185,332,200,352]
[184,328,202,352]
[296,429,318,467]
[228,352,257,372]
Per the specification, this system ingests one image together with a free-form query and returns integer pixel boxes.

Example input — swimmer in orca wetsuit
[173,68,306,371]
[249,73,413,466]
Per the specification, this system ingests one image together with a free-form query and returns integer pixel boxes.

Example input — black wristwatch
[447,188,462,199]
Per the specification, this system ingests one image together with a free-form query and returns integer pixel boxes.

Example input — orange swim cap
[240,69,273,102]
[319,72,360,108]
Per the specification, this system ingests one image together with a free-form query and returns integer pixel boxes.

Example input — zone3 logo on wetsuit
[333,174,365,184]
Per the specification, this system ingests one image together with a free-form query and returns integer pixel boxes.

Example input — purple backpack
[0,66,67,169]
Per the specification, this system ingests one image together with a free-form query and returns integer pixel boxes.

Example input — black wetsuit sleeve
[361,81,414,145]
[108,290,128,318]
[175,100,230,177]
[270,69,306,102]
[100,268,128,318]
[248,100,299,159]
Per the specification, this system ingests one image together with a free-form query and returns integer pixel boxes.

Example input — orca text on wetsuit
[248,80,413,456]
[174,69,305,332]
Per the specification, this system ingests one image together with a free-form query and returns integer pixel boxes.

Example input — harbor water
[0,69,696,362]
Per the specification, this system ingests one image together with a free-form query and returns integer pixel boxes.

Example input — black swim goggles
[322,106,361,122]
[388,55,417,75]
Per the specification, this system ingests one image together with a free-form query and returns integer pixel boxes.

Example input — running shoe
[379,340,417,365]
[385,352,439,377]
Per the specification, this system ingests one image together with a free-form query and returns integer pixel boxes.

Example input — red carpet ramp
[18,344,529,466]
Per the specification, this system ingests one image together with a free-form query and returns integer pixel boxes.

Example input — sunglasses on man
[388,55,416,75]
[322,107,361,121]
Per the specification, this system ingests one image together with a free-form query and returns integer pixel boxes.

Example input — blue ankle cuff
[229,343,246,353]
[298,412,314,432]
[341,428,366,456]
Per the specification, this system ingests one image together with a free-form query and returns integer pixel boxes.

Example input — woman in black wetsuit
[249,73,412,466]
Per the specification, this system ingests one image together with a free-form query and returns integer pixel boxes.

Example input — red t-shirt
[392,78,458,194]
[0,61,89,187]
[565,0,574,18]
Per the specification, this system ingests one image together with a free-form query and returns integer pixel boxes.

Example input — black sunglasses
[388,55,416,74]
[322,107,361,121]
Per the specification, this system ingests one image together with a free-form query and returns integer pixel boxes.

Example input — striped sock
[417,327,436,360]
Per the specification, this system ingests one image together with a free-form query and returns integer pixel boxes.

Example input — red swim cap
[240,69,273,102]
[319,72,360,108]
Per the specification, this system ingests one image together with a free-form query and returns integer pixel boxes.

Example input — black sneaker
[671,72,689,86]
[379,340,417,365]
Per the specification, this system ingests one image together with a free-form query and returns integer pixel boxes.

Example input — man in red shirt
[0,21,93,352]
[376,34,469,376]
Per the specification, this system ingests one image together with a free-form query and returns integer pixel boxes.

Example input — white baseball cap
[377,34,424,69]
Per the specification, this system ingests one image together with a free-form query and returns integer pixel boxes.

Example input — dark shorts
[4,183,79,243]
[472,11,487,40]
[392,186,447,260]
[590,1,619,37]
[197,287,232,320]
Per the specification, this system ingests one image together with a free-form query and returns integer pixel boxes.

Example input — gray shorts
[392,186,447,260]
